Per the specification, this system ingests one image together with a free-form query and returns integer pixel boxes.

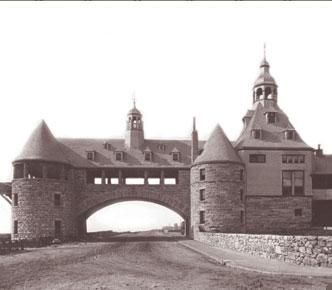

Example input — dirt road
[0,240,331,290]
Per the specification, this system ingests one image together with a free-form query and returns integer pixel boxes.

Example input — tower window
[54,193,61,206]
[239,169,244,181]
[266,112,276,124]
[199,189,205,201]
[54,220,62,237]
[265,87,272,99]
[13,194,18,206]
[251,129,262,139]
[199,168,206,181]
[199,211,205,224]
[13,220,18,234]
[256,88,263,101]
[86,151,96,161]
[295,208,302,217]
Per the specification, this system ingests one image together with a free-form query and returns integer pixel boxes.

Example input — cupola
[125,99,145,150]
[252,47,278,104]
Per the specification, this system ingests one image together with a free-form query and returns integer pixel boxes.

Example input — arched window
[256,88,263,100]
[265,87,272,99]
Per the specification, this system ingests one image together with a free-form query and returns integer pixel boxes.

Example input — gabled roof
[14,120,69,164]
[194,125,242,165]
[235,102,312,150]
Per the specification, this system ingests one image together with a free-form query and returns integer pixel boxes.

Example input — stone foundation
[196,232,332,268]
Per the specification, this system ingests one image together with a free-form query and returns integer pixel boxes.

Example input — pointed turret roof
[14,120,69,164]
[194,125,242,165]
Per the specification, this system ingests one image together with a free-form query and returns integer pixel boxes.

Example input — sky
[1,2,332,233]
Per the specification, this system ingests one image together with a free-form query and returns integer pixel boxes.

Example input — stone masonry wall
[246,196,312,234]
[196,232,332,268]
[12,178,77,240]
[191,163,245,238]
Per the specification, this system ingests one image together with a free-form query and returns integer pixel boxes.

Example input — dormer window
[86,151,96,161]
[144,147,153,162]
[158,144,166,151]
[266,112,276,124]
[251,129,262,139]
[171,148,181,162]
[172,152,180,161]
[103,142,112,151]
[115,151,124,161]
[285,130,296,140]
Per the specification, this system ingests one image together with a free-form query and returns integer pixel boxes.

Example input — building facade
[5,56,332,240]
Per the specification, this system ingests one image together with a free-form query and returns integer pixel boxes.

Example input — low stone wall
[196,232,332,267]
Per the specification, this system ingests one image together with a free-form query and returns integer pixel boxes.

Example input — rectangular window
[282,170,304,196]
[282,171,292,196]
[240,210,244,224]
[144,152,152,161]
[295,208,302,217]
[54,194,61,206]
[110,178,119,184]
[86,151,95,161]
[115,152,123,161]
[282,154,305,164]
[125,178,145,185]
[94,177,102,185]
[294,171,304,196]
[199,211,205,224]
[252,129,262,139]
[148,178,160,185]
[199,168,206,181]
[199,189,205,201]
[164,178,177,185]
[13,194,18,206]
[54,220,62,237]
[249,154,266,163]
[13,220,18,234]
[240,189,244,202]
[239,169,244,181]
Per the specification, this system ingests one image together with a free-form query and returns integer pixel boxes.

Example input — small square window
[252,129,262,139]
[145,152,152,161]
[172,153,180,161]
[294,208,302,217]
[199,168,206,181]
[266,112,276,124]
[199,189,205,201]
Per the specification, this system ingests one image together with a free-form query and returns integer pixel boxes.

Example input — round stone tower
[11,120,77,240]
[190,124,245,238]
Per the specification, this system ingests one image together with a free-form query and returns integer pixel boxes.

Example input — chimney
[191,117,198,163]
[316,144,323,157]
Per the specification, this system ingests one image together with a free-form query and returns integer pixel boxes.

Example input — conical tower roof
[14,120,69,164]
[194,124,242,165]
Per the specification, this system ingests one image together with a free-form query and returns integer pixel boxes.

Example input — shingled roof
[194,125,242,165]
[235,102,312,150]
[14,120,69,164]
[58,138,205,168]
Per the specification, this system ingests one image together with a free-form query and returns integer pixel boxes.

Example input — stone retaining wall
[196,232,332,267]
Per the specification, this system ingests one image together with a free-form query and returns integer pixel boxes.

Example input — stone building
[2,55,332,240]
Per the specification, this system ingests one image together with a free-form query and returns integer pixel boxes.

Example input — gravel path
[0,240,331,289]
